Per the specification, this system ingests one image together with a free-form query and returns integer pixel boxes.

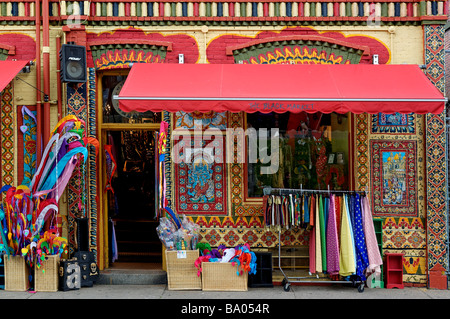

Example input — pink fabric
[362,196,383,275]
[326,195,340,275]
[309,195,316,274]
[33,155,79,202]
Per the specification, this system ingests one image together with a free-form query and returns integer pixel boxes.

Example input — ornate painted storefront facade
[0,0,447,289]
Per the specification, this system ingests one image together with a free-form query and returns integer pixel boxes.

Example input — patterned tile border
[66,83,88,256]
[87,68,98,260]
[424,24,447,288]
[1,84,14,188]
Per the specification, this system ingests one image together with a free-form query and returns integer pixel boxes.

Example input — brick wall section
[0,33,35,62]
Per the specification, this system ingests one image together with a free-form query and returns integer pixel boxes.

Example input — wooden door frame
[96,69,160,270]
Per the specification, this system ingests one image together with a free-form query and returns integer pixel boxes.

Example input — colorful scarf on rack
[308,194,316,274]
[319,195,327,272]
[310,194,315,226]
[326,194,340,275]
[304,194,310,225]
[262,189,379,282]
[335,196,341,239]
[339,195,355,276]
[362,195,383,275]
[347,195,357,273]
[315,195,322,273]
[353,193,370,281]
[309,218,316,274]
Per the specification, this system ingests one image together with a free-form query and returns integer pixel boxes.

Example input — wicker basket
[166,250,201,290]
[201,262,248,291]
[34,255,60,292]
[4,255,29,291]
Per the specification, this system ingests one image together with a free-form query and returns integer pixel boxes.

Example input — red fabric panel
[118,63,445,114]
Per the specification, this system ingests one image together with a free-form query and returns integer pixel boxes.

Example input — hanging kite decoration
[0,115,97,274]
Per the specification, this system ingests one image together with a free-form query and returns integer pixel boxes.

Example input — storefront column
[424,24,448,289]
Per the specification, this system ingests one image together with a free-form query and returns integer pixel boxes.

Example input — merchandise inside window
[246,112,349,198]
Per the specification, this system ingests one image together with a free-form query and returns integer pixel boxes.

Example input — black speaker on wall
[60,44,87,83]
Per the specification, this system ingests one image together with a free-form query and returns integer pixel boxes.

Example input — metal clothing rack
[263,186,367,293]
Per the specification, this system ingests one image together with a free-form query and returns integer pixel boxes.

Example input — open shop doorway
[106,129,162,268]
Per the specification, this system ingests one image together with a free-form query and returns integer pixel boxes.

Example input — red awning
[0,60,28,92]
[117,63,446,114]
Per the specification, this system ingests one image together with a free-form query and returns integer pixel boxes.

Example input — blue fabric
[0,185,11,194]
[39,147,88,191]
[164,206,181,229]
[303,195,309,224]
[353,193,370,281]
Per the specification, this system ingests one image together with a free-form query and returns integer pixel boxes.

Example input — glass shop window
[102,75,161,124]
[246,112,349,198]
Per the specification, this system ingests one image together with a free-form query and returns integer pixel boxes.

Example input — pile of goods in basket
[156,207,200,250]
[194,243,257,277]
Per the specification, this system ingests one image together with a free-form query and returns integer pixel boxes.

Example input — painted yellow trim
[102,123,161,131]
[97,72,108,271]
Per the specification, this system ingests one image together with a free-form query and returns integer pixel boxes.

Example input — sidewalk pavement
[1,283,450,299]
[0,283,448,317]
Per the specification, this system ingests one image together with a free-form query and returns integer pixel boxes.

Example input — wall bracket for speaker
[15,75,49,102]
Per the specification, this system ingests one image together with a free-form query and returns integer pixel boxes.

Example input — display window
[246,112,350,198]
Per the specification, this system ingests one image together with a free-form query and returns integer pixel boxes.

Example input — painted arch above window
[226,35,370,65]
[89,40,173,70]
[206,27,390,64]
[87,29,200,68]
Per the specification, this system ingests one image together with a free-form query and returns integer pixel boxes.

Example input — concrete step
[116,251,162,263]
[112,218,162,263]
[97,267,167,285]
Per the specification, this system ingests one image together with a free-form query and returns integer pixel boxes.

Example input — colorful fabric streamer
[162,206,181,229]
[157,121,169,218]
[27,230,68,270]
[104,145,117,194]
[0,115,97,271]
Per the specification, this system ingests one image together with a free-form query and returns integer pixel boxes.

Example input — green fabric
[196,243,211,255]
[319,195,327,272]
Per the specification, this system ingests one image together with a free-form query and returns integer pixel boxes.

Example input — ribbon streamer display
[157,121,169,218]
[0,115,98,271]
[104,145,117,194]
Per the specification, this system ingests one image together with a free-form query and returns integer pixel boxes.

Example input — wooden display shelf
[384,253,404,289]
